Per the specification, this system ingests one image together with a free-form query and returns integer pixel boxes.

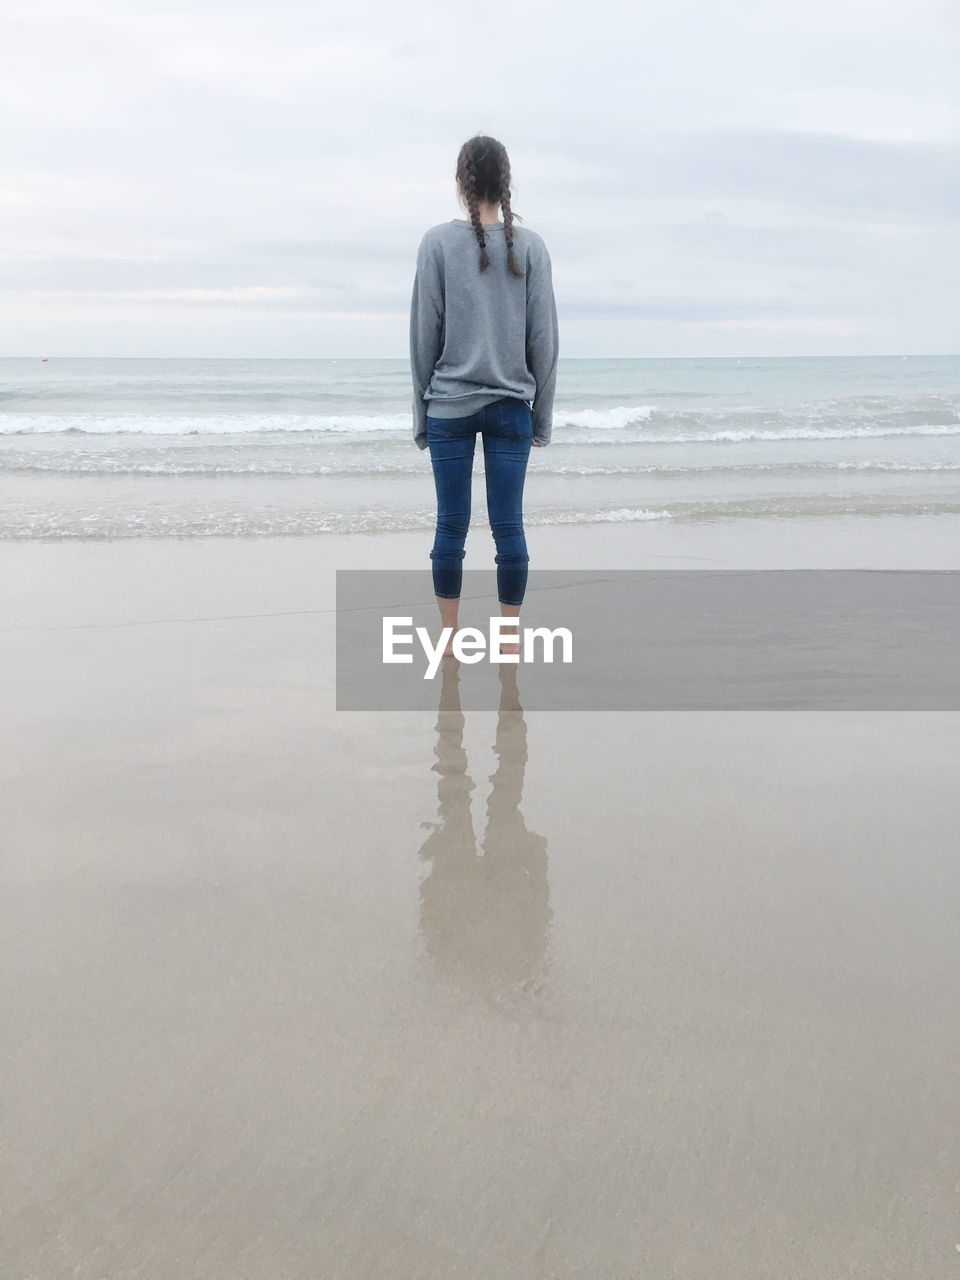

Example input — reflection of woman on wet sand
[417,658,550,992]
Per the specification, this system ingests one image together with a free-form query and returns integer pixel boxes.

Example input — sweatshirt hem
[423,392,504,419]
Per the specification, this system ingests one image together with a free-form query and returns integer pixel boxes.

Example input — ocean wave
[4,414,960,450]
[556,423,960,445]
[664,424,960,444]
[555,405,657,429]
[0,412,413,436]
[0,404,662,436]
[528,508,672,525]
[4,454,959,479]
[4,498,958,541]
[3,401,959,444]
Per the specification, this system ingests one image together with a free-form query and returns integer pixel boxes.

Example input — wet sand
[3,518,960,1278]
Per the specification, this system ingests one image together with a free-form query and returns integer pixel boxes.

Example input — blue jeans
[426,397,533,607]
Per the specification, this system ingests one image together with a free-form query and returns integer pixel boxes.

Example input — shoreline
[4,513,960,631]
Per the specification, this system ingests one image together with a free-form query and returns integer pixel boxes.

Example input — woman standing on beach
[410,135,560,654]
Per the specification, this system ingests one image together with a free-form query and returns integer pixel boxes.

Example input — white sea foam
[5,411,959,444]
[557,423,960,445]
[529,508,672,525]
[15,495,960,540]
[0,413,412,436]
[1,406,660,436]
[555,405,657,429]
[675,424,960,443]
[0,504,675,539]
[4,454,959,478]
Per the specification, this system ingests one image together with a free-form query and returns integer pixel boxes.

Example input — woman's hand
[532,439,544,447]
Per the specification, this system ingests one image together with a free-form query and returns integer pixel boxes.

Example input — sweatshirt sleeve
[409,233,445,450]
[525,241,560,445]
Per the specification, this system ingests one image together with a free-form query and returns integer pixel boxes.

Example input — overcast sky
[1,0,957,358]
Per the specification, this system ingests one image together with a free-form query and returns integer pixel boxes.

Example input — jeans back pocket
[497,398,534,439]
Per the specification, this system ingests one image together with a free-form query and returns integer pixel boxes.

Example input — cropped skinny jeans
[426,397,533,608]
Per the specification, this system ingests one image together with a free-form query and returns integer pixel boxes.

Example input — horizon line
[2,352,957,362]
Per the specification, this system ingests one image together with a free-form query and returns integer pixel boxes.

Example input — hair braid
[461,153,491,272]
[497,152,524,278]
[455,135,526,277]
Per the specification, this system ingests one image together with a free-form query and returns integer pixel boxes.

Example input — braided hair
[455,135,525,277]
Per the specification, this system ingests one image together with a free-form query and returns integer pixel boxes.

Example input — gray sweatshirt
[409,219,560,449]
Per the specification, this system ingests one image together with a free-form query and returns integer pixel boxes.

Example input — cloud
[599,129,960,219]
[1,0,957,354]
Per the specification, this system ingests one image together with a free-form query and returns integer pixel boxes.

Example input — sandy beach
[3,516,960,1278]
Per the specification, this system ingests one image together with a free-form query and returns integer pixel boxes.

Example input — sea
[1,355,958,540]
